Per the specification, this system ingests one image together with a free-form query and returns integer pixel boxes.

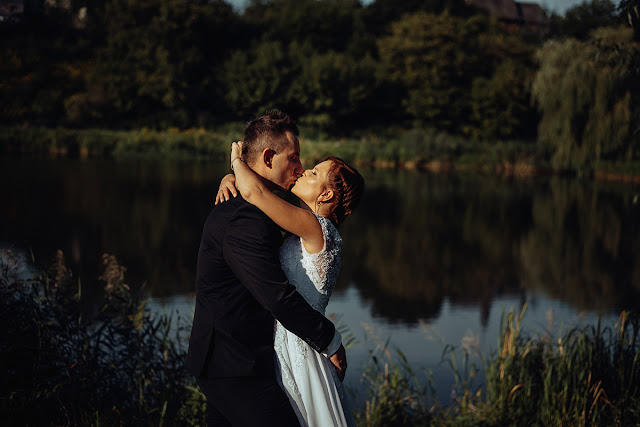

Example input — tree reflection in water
[338,170,640,325]
[1,158,639,326]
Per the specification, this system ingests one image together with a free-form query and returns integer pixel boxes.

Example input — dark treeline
[1,0,639,167]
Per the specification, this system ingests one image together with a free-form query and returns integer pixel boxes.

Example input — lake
[2,156,639,404]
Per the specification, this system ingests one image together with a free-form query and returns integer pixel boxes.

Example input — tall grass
[0,125,551,173]
[0,249,206,426]
[3,125,640,178]
[357,305,640,426]
[355,332,434,426]
[4,250,640,426]
[0,126,233,160]
[473,305,640,426]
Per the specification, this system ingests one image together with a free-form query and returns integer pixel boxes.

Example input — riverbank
[2,250,640,426]
[1,125,640,183]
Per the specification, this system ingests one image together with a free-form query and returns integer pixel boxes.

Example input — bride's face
[291,160,333,205]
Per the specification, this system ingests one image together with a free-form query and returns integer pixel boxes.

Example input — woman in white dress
[216,142,364,427]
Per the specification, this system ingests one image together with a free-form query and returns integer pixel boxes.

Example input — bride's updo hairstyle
[322,156,364,227]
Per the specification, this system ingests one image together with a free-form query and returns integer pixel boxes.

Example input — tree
[222,40,298,118]
[618,0,640,41]
[470,59,538,140]
[88,0,238,127]
[560,0,620,39]
[242,0,361,53]
[532,27,640,169]
[378,11,537,139]
[378,12,486,131]
[221,39,378,129]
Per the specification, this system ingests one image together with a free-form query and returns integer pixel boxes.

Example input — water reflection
[1,157,639,325]
[1,157,227,294]
[520,179,640,312]
[338,171,640,324]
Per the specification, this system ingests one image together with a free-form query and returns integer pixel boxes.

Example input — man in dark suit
[186,111,346,426]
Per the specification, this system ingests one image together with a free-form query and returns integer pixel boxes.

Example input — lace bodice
[278,213,342,314]
[274,214,354,426]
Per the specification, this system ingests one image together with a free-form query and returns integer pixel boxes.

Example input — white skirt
[274,321,356,427]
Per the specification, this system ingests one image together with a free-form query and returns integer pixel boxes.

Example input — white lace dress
[274,213,356,427]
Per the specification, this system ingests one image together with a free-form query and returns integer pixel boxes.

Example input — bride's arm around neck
[232,156,324,254]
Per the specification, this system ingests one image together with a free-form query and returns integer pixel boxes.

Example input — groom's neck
[247,161,281,192]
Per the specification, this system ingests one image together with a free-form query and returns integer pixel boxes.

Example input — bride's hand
[230,141,243,168]
[215,173,238,205]
[215,141,244,205]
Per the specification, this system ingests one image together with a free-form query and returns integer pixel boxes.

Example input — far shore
[2,125,640,184]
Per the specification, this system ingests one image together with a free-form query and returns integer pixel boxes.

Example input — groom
[186,110,347,426]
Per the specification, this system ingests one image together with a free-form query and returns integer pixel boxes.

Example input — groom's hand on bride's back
[329,344,347,382]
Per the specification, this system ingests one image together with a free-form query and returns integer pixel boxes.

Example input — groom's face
[270,131,303,190]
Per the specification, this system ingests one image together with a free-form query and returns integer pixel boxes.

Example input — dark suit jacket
[186,196,336,378]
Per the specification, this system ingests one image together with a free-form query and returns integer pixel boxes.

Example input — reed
[4,250,640,426]
[355,334,433,426]
[0,125,549,172]
[3,125,640,177]
[468,305,640,426]
[0,126,232,160]
[356,305,640,426]
[0,249,206,426]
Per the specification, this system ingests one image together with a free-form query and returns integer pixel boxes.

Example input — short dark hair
[323,156,365,227]
[242,110,299,165]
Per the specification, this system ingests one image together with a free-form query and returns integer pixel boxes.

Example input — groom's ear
[262,148,276,168]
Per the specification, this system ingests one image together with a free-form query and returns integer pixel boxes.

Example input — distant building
[0,0,86,27]
[467,0,547,32]
[0,0,24,22]
[43,0,71,10]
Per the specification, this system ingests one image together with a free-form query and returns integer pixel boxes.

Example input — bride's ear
[318,189,334,203]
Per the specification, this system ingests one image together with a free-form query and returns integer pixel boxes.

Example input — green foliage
[378,12,483,131]
[4,248,640,425]
[3,0,640,164]
[532,26,640,170]
[90,0,237,127]
[378,12,537,139]
[222,39,379,128]
[470,59,537,141]
[0,30,87,125]
[222,40,297,117]
[475,306,640,425]
[618,0,640,41]
[561,0,621,39]
[0,126,232,159]
[243,0,360,53]
[356,329,434,426]
[0,249,206,425]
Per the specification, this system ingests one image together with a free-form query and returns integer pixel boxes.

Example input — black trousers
[197,376,300,427]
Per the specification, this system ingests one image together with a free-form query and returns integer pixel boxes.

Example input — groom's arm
[223,205,341,356]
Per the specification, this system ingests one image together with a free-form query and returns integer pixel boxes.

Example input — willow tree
[532,26,640,170]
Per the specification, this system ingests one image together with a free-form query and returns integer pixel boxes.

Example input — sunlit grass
[3,250,640,426]
[2,125,640,178]
[356,305,640,426]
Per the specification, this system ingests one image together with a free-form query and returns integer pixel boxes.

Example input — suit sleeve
[223,205,336,354]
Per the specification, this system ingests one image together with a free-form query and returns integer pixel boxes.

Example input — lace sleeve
[299,214,343,295]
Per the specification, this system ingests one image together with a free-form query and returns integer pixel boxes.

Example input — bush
[0,249,206,426]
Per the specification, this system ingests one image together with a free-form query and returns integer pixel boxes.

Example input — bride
[216,141,364,427]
